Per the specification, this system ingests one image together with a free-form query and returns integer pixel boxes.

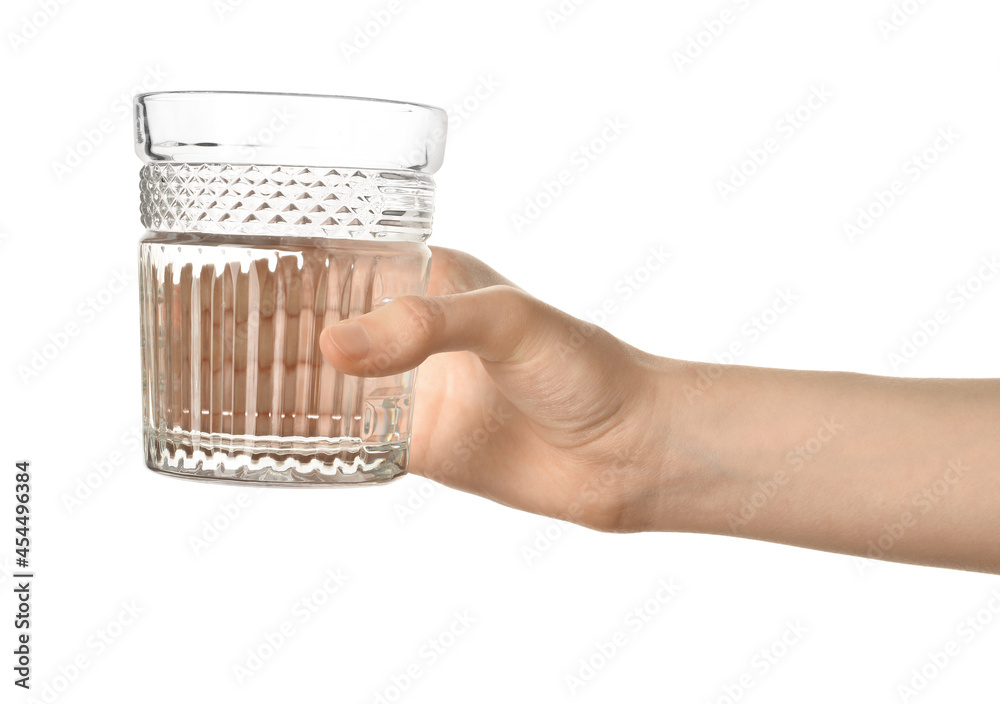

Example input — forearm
[645,359,1000,573]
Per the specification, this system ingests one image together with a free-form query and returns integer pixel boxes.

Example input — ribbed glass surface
[139,232,431,483]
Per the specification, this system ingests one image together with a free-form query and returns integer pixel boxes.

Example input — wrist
[624,357,744,535]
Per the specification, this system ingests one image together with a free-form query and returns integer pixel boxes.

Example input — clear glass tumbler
[135,91,447,485]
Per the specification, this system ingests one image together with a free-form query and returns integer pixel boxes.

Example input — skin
[319,246,1000,574]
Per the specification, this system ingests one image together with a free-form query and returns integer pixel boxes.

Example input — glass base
[144,427,407,485]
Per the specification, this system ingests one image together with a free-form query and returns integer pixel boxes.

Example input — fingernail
[325,322,371,361]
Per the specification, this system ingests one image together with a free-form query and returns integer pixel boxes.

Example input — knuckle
[483,285,545,361]
[496,285,547,332]
[490,284,532,311]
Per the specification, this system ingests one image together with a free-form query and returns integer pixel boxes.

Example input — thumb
[319,284,554,377]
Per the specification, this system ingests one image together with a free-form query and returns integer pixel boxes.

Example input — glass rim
[134,90,448,173]
[136,89,446,113]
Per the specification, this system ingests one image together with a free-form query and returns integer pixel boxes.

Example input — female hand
[320,246,1000,573]
[319,245,681,533]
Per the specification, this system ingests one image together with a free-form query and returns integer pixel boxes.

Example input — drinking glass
[135,91,447,484]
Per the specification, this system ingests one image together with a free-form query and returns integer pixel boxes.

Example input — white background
[2,0,1000,702]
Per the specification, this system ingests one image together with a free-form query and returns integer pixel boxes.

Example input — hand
[318,246,681,532]
[319,246,1000,573]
